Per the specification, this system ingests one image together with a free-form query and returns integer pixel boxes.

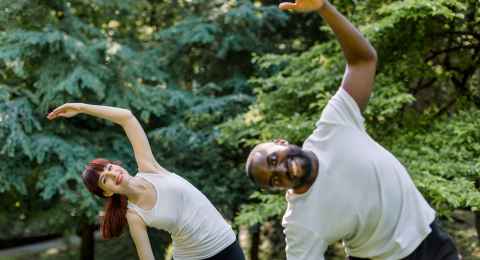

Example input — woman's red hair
[82,158,128,239]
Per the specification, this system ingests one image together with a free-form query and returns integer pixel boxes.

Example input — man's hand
[47,103,84,120]
[279,0,327,12]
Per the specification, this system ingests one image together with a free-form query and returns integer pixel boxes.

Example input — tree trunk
[476,178,480,242]
[249,224,261,260]
[79,221,95,260]
[267,220,286,260]
[475,212,480,243]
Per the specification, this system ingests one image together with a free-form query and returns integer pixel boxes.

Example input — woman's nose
[105,171,117,178]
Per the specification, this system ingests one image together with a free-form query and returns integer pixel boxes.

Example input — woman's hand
[47,103,84,120]
[279,0,327,12]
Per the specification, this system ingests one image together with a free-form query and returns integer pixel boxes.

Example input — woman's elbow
[118,109,134,124]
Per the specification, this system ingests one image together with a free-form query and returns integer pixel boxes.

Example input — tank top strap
[126,172,163,224]
[127,200,143,212]
[127,201,151,225]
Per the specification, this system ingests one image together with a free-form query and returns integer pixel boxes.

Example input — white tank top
[127,172,236,260]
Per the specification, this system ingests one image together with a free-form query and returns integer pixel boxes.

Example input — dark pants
[204,239,245,260]
[349,219,460,260]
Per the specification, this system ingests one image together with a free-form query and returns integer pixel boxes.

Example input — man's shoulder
[303,123,365,159]
[315,87,366,131]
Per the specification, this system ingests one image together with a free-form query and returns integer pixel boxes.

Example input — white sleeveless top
[127,172,236,260]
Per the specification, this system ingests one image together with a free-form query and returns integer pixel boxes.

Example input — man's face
[247,141,313,190]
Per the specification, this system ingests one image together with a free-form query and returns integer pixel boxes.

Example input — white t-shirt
[127,172,236,260]
[282,88,435,260]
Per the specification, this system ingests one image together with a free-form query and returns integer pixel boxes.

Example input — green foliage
[223,0,480,226]
[1,0,479,258]
[0,1,291,250]
[234,192,286,227]
[387,107,480,213]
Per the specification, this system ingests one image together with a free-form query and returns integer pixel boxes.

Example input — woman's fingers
[48,111,75,120]
[47,111,62,120]
[47,103,82,120]
[52,104,70,114]
[47,104,70,120]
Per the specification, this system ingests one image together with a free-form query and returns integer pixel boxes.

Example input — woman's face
[97,163,131,197]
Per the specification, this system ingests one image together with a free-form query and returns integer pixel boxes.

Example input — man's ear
[274,139,289,145]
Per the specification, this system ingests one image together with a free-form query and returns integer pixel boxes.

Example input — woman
[47,103,245,260]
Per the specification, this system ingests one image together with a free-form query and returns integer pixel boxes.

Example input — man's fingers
[279,2,297,11]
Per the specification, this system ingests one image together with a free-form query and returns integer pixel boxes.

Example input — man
[245,0,460,259]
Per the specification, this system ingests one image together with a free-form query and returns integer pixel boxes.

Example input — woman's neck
[123,176,149,204]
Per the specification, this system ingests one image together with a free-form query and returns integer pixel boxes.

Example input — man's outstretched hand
[279,0,327,12]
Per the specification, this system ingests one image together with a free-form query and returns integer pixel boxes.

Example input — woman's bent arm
[77,103,133,125]
[47,103,163,173]
[120,115,163,173]
[127,210,156,260]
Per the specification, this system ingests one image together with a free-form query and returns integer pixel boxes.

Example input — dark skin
[249,140,319,194]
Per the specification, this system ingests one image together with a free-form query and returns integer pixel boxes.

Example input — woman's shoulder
[135,171,185,191]
[136,168,171,176]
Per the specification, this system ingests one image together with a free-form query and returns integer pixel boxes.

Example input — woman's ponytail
[101,193,128,239]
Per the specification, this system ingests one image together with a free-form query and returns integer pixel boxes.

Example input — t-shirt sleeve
[317,87,365,131]
[284,224,328,260]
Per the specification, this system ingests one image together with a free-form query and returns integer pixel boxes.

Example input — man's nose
[276,162,288,174]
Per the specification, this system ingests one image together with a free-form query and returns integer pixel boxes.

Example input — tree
[222,0,480,255]
[0,0,293,258]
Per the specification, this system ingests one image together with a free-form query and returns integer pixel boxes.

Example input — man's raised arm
[280,0,377,111]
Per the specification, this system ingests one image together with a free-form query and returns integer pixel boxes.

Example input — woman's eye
[108,165,112,171]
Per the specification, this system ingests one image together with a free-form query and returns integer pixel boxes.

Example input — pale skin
[47,103,159,260]
[248,0,377,193]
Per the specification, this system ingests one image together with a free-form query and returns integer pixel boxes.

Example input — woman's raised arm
[48,103,164,173]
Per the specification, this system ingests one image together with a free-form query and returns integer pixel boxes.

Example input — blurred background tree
[0,0,479,259]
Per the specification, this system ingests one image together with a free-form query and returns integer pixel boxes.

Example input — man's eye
[271,154,278,165]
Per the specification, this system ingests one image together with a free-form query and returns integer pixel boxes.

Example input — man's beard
[287,145,313,189]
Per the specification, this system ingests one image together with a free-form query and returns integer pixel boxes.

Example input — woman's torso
[127,172,236,260]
